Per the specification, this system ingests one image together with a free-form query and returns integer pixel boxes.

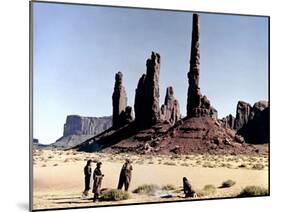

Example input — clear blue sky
[33,2,268,144]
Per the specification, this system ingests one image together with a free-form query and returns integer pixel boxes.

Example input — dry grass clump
[161,184,177,191]
[221,179,236,188]
[252,163,265,170]
[181,163,189,167]
[133,184,160,195]
[197,184,217,197]
[101,189,131,201]
[53,163,58,167]
[163,162,177,166]
[237,186,268,197]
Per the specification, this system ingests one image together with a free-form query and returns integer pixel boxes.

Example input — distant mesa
[50,115,112,149]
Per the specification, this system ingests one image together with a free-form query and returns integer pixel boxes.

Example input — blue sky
[33,2,268,144]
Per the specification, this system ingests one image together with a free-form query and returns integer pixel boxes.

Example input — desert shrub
[48,155,54,159]
[237,186,268,197]
[41,164,47,167]
[181,163,189,167]
[197,184,217,197]
[101,189,130,201]
[163,162,177,166]
[133,184,160,195]
[238,164,247,168]
[53,163,58,166]
[252,164,264,170]
[202,162,216,168]
[136,160,144,165]
[148,161,154,164]
[162,184,177,191]
[221,180,236,188]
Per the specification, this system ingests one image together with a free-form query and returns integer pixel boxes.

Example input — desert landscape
[32,8,269,211]
[33,149,268,210]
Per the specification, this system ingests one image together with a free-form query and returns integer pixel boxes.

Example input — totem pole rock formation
[112,72,132,129]
[160,86,181,125]
[134,52,161,129]
[186,13,217,119]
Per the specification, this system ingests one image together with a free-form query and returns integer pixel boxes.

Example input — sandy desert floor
[32,149,268,210]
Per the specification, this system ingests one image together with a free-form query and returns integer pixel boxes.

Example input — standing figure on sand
[118,159,133,191]
[92,161,104,202]
[82,160,92,198]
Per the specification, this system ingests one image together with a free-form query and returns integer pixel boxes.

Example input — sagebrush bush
[101,189,130,201]
[203,184,216,194]
[252,164,264,170]
[133,184,160,195]
[221,179,236,188]
[237,186,268,197]
[161,184,177,191]
[163,162,177,166]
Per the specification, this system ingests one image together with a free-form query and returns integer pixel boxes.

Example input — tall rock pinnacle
[134,52,161,129]
[160,86,181,125]
[112,72,129,129]
[186,14,217,119]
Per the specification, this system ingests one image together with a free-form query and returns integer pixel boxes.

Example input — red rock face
[160,86,181,125]
[186,14,217,119]
[112,72,128,129]
[134,52,161,129]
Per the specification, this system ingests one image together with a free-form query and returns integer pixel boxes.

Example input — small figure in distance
[92,161,104,202]
[82,159,92,198]
[183,177,197,198]
[117,159,133,191]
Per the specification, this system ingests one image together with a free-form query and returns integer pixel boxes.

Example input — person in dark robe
[117,159,133,191]
[82,159,92,197]
[92,161,104,202]
[183,177,196,198]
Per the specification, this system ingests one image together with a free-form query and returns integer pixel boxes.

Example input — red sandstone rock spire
[186,14,217,119]
[112,72,128,129]
[134,52,161,129]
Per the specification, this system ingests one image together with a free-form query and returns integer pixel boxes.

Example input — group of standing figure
[82,159,133,202]
[82,159,196,202]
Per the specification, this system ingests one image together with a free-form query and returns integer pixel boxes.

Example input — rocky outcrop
[238,101,269,144]
[221,100,269,144]
[63,115,112,137]
[134,52,161,129]
[186,14,217,119]
[112,72,131,129]
[221,114,235,129]
[234,101,252,130]
[160,86,181,125]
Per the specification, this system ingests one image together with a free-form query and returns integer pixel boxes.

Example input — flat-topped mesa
[134,52,161,129]
[112,72,132,129]
[160,86,181,125]
[186,13,217,119]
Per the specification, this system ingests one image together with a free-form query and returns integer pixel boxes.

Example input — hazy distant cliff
[63,115,112,137]
[51,115,112,149]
